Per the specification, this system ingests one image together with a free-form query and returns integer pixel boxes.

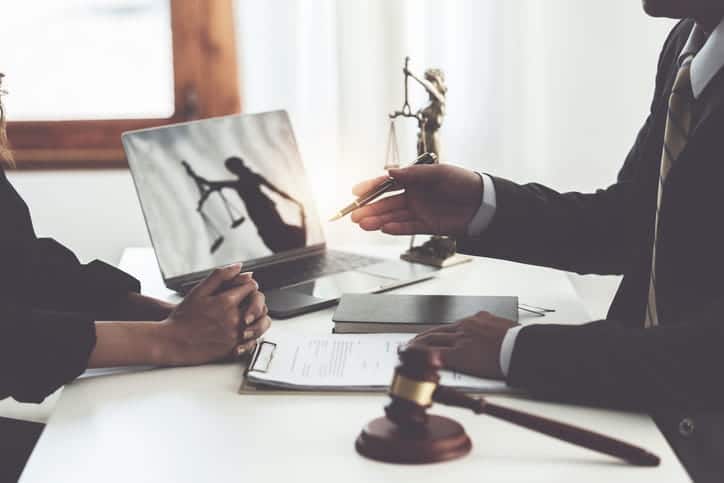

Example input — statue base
[401,251,471,268]
[400,236,472,268]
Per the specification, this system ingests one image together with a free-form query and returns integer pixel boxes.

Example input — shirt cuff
[499,325,525,378]
[466,173,497,237]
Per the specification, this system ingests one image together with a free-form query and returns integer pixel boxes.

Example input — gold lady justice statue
[386,57,470,268]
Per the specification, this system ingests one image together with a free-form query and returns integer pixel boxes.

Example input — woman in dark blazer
[0,73,272,481]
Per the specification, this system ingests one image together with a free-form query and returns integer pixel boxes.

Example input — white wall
[7,2,676,318]
[9,169,149,264]
[497,2,673,318]
[500,1,674,191]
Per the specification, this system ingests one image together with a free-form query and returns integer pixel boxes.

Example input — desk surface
[20,245,690,482]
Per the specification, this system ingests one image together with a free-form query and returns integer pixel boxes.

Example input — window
[5,0,241,168]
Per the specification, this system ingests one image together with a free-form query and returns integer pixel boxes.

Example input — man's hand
[350,164,483,237]
[409,311,519,379]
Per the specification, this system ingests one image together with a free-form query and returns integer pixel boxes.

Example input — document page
[246,333,509,393]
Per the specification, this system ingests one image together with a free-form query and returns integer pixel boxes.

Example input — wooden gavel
[356,346,660,466]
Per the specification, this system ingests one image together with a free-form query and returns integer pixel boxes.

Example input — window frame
[6,0,241,169]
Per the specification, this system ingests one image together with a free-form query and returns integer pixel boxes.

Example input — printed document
[246,333,509,393]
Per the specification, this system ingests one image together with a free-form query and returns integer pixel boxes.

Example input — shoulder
[658,19,695,69]
[650,19,696,101]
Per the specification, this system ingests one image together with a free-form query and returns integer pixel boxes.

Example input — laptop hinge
[243,244,327,271]
[171,244,328,291]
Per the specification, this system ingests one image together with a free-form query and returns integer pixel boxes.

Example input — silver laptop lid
[123,110,325,280]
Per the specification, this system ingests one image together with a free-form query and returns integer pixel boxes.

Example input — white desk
[20,245,690,482]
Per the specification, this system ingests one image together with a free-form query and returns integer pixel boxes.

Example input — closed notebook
[332,294,518,334]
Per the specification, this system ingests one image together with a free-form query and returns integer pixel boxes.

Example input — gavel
[356,346,660,466]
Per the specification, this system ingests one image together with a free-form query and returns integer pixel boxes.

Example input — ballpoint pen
[329,152,437,221]
[518,305,546,317]
[519,303,556,313]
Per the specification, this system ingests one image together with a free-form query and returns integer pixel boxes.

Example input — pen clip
[249,340,277,373]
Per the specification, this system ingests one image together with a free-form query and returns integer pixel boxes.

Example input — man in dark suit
[351,2,724,481]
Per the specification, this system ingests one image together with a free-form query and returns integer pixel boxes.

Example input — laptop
[122,110,438,318]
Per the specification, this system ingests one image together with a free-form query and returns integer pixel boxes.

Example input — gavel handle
[433,387,660,467]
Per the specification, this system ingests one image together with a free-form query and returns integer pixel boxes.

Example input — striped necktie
[644,55,695,328]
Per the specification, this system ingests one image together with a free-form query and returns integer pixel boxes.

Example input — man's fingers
[416,322,463,337]
[352,176,393,196]
[358,210,415,231]
[352,163,438,197]
[381,221,430,236]
[240,315,272,342]
[387,165,438,185]
[437,347,468,373]
[191,264,243,297]
[350,194,407,223]
[411,333,459,348]
[242,291,267,325]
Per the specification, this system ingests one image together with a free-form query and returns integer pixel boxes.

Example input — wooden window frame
[7,0,241,169]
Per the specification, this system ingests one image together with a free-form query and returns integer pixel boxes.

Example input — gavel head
[384,345,443,431]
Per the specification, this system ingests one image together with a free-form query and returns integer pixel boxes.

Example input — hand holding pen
[330,152,437,221]
[341,157,486,237]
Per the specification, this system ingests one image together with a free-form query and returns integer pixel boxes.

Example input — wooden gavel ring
[356,346,660,466]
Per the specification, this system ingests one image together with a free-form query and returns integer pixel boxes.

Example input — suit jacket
[0,167,140,403]
[457,19,724,482]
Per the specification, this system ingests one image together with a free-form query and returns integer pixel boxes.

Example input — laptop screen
[123,110,325,279]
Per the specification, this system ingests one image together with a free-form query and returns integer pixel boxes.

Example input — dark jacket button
[679,417,695,437]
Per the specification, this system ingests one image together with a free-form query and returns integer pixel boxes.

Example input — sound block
[356,415,472,464]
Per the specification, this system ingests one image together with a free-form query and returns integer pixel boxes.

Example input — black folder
[332,294,518,334]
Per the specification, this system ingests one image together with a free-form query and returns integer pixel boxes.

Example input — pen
[329,152,437,221]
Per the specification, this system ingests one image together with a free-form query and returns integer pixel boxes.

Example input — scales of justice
[385,57,471,268]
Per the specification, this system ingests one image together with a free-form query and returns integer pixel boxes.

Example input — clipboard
[248,340,277,373]
[240,339,373,395]
[239,333,512,395]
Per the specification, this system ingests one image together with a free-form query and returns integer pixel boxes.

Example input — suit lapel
[665,64,724,180]
[691,66,724,139]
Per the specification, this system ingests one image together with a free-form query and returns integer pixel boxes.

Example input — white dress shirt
[466,17,724,378]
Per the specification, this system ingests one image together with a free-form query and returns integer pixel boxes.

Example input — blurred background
[4,0,675,319]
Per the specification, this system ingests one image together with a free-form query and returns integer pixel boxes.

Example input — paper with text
[246,333,509,393]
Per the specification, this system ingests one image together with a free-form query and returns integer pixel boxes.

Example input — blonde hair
[0,73,13,167]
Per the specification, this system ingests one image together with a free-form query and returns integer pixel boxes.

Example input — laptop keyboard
[253,250,382,290]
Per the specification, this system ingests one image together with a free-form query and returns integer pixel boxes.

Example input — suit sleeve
[0,305,96,403]
[24,238,140,320]
[457,138,654,275]
[507,320,724,411]
[456,21,687,276]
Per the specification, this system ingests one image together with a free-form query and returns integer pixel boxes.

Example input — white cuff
[466,173,498,237]
[499,325,525,378]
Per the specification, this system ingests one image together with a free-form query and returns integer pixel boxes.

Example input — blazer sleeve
[456,133,654,276]
[24,238,141,320]
[0,305,96,403]
[456,21,688,276]
[507,319,724,411]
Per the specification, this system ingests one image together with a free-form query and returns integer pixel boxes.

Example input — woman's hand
[159,265,271,366]
[121,292,175,321]
[89,265,271,369]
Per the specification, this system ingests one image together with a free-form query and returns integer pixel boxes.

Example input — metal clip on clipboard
[248,340,277,374]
